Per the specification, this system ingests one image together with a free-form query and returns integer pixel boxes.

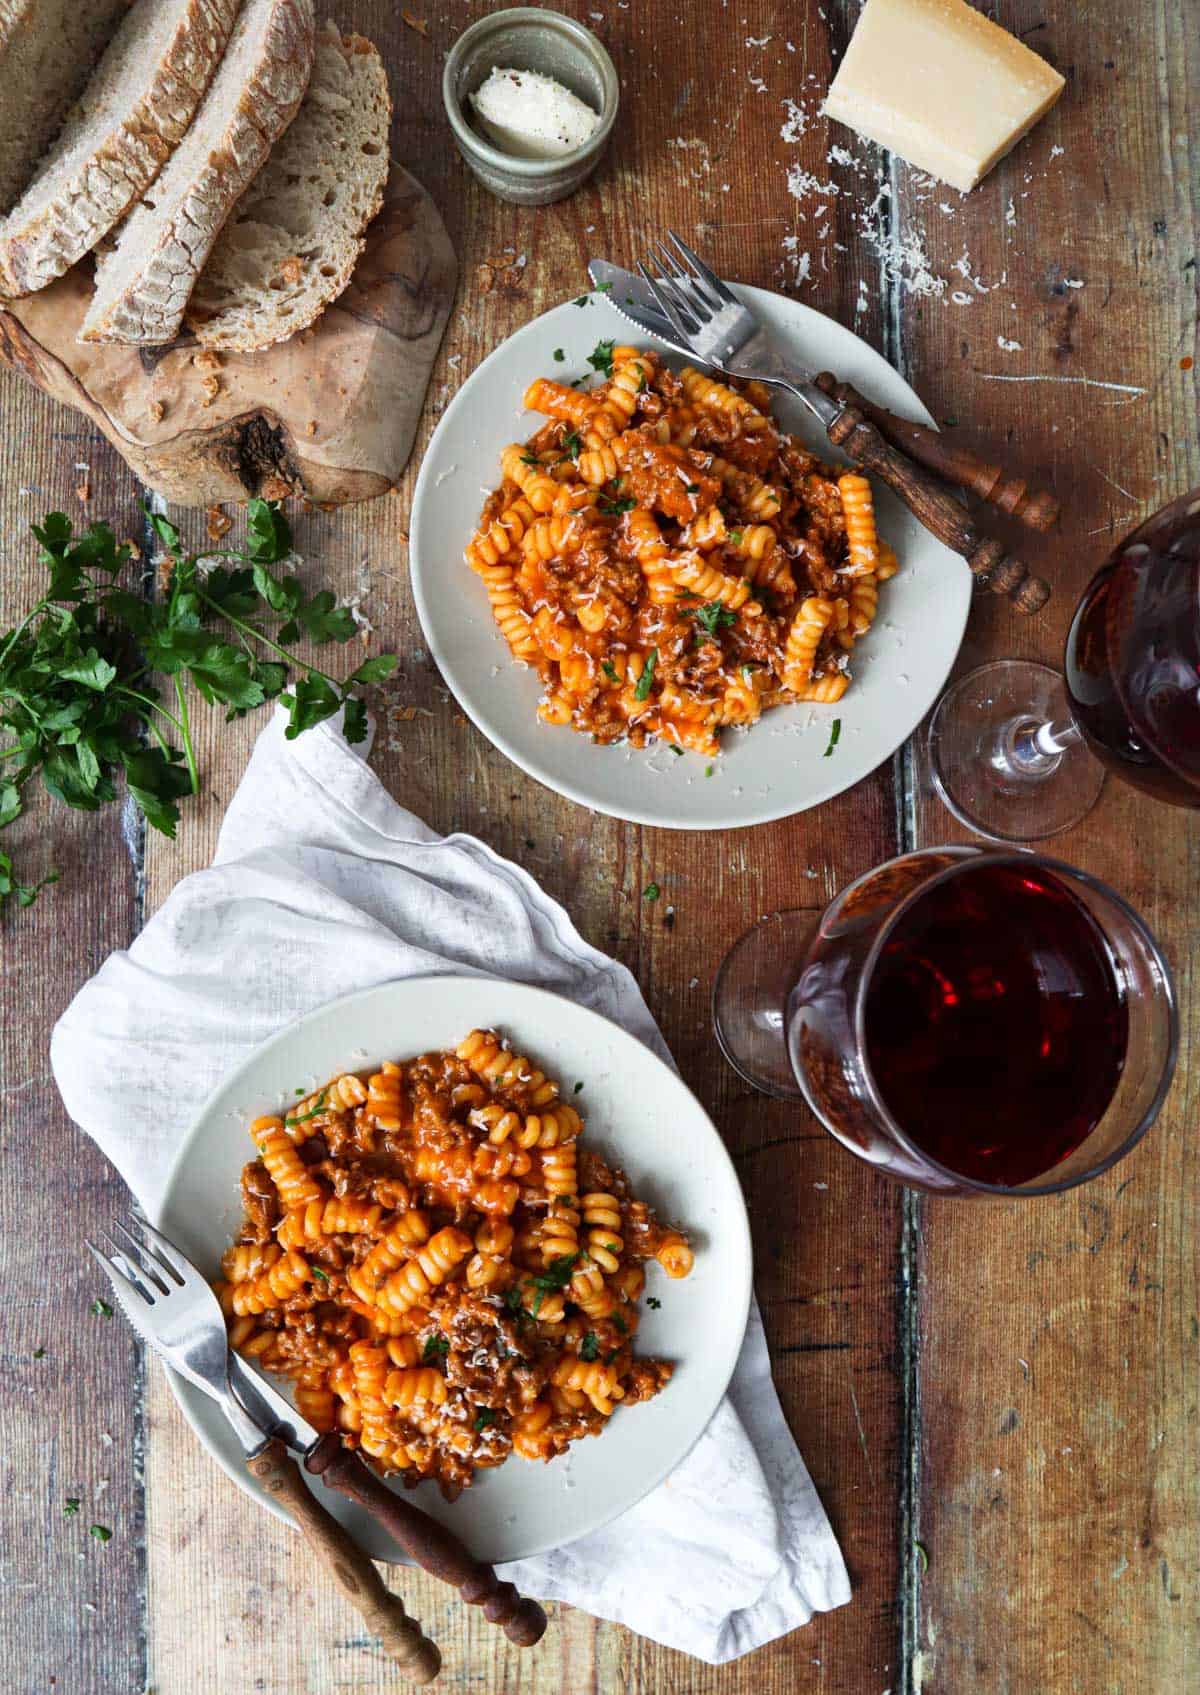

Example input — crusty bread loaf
[0,0,242,297]
[0,0,133,216]
[186,22,390,350]
[79,0,314,345]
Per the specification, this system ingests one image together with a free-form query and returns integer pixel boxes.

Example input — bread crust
[187,22,391,351]
[0,0,242,297]
[79,0,314,345]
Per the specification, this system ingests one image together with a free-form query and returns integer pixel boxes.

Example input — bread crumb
[476,262,496,295]
[199,375,221,406]
[75,472,90,502]
[400,11,429,35]
[192,350,222,374]
[278,255,304,286]
[397,529,409,545]
[147,399,165,425]
[206,505,233,542]
[305,419,318,437]
[391,705,418,722]
[260,476,292,502]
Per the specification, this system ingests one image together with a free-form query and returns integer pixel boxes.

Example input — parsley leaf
[89,1524,112,1544]
[0,508,395,914]
[573,1080,585,1094]
[598,495,636,516]
[579,1332,600,1361]
[823,718,842,758]
[601,660,619,685]
[310,1266,330,1284]
[688,601,737,642]
[422,1333,449,1363]
[643,882,660,902]
[285,1088,328,1127]
[587,339,616,378]
[634,649,657,700]
[63,1498,81,1516]
[473,1408,497,1432]
[91,1299,113,1320]
[32,1347,46,1359]
[553,347,565,362]
[646,1296,662,1310]
[560,430,582,461]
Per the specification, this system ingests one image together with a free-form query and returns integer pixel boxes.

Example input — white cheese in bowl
[469,67,601,160]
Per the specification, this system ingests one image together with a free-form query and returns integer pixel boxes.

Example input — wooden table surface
[1,3,1196,1691]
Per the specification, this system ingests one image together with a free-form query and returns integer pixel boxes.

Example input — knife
[90,1216,547,1650]
[92,1234,442,1681]
[225,1355,548,1647]
[585,259,1061,538]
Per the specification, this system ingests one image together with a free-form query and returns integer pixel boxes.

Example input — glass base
[712,911,814,1099]
[928,660,1106,843]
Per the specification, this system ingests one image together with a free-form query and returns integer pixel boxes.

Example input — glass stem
[1008,714,1083,773]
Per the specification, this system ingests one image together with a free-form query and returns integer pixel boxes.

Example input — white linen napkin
[50,708,851,1663]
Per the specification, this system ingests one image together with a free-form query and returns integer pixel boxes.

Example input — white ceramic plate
[410,284,971,829]
[155,977,752,1564]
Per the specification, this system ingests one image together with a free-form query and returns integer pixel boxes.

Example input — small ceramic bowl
[443,8,619,206]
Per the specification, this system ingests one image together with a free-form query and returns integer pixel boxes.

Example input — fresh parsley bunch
[0,499,396,912]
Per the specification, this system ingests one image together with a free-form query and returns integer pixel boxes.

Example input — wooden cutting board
[0,163,457,507]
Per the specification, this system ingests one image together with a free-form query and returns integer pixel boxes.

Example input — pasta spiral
[377,1226,473,1316]
[252,1116,323,1210]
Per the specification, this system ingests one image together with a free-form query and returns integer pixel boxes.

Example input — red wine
[863,862,1128,1186]
[1064,492,1200,808]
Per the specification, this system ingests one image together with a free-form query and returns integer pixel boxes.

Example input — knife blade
[586,259,683,349]
[586,258,843,432]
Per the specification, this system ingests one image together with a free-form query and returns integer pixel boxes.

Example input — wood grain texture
[893,2,1200,1691]
[0,1,1194,1693]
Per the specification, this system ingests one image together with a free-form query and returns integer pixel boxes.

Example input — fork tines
[87,1211,187,1305]
[637,229,738,350]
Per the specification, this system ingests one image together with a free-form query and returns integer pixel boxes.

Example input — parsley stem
[113,686,185,739]
[198,593,340,691]
[0,600,48,674]
[173,676,199,795]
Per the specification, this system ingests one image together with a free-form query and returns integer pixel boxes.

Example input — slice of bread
[79,0,314,345]
[186,22,390,351]
[0,0,242,297]
[0,0,133,216]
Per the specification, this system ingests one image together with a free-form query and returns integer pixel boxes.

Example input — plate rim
[409,281,971,830]
[153,973,754,1563]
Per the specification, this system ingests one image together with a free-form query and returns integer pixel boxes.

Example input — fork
[88,1215,442,1683]
[636,230,1051,613]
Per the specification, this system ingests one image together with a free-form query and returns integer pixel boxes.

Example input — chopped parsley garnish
[91,1299,113,1320]
[579,1332,600,1362]
[669,746,683,757]
[560,429,582,460]
[574,1080,585,1094]
[89,1524,112,1543]
[729,529,744,545]
[637,373,648,393]
[473,1408,497,1433]
[294,1087,305,1096]
[285,1088,329,1128]
[503,1285,528,1321]
[634,648,657,699]
[643,882,661,902]
[601,660,619,684]
[684,482,701,493]
[588,339,616,378]
[612,1312,628,1333]
[519,450,541,468]
[689,601,737,641]
[553,347,565,362]
[595,280,613,293]
[823,718,842,758]
[646,1296,662,1310]
[310,1266,329,1283]
[604,1348,619,1365]
[534,1253,581,1293]
[573,293,590,307]
[63,1498,81,1516]
[32,1347,45,1359]
[422,1334,449,1363]
[598,495,636,516]
[705,763,714,777]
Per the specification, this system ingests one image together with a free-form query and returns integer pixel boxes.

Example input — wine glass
[928,485,1200,841]
[712,846,1177,1196]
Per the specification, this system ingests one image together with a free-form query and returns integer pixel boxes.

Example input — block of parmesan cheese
[823,0,1065,193]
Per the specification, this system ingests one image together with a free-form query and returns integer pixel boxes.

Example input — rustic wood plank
[137,3,905,1691]
[892,1,1200,1690]
[0,379,146,1691]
